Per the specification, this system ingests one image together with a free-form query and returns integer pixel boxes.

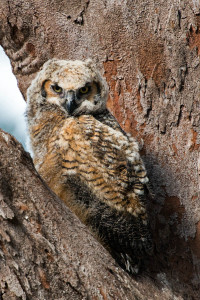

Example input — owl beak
[63,91,77,115]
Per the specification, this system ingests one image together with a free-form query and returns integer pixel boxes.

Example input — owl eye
[79,86,89,94]
[52,84,63,94]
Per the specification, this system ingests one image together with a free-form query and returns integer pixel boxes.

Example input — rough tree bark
[0,0,199,299]
[0,130,167,300]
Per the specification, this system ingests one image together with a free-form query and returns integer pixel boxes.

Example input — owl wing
[60,114,149,216]
[94,109,154,202]
[60,115,152,273]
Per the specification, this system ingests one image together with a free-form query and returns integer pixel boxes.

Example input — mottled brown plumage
[26,58,153,273]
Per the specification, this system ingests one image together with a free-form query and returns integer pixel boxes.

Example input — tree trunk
[0,1,199,299]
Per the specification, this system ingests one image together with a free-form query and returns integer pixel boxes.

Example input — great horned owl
[26,58,153,274]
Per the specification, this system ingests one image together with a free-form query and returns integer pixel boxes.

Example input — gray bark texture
[0,0,199,299]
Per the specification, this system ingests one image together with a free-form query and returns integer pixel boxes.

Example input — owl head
[27,58,109,118]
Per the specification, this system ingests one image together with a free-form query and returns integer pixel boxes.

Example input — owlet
[26,58,153,274]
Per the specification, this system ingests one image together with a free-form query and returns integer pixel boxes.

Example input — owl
[26,58,153,274]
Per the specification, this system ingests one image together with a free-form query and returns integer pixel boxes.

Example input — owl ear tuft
[43,58,61,72]
[85,58,96,70]
[42,58,57,68]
